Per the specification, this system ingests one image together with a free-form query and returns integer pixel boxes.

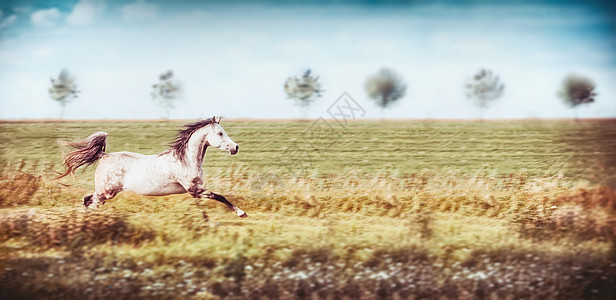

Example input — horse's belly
[126,181,187,196]
[122,167,187,196]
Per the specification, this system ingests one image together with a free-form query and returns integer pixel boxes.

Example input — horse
[58,116,247,218]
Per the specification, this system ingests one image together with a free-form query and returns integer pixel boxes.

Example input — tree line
[48,69,180,120]
[48,67,596,119]
[283,68,597,120]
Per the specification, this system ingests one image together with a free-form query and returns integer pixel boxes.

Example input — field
[1,119,615,299]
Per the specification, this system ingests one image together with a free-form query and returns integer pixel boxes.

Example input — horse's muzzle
[230,145,239,155]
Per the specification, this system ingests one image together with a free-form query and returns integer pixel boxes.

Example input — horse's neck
[184,129,209,167]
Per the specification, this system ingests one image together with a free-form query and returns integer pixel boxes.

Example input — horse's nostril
[235,145,239,151]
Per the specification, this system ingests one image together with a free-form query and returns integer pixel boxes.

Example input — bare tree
[465,68,505,120]
[49,68,79,119]
[558,74,597,119]
[364,67,407,119]
[284,69,323,118]
[151,70,180,120]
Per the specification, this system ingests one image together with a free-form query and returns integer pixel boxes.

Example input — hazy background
[0,0,614,120]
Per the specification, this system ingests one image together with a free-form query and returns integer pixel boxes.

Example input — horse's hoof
[83,195,93,207]
[236,209,248,218]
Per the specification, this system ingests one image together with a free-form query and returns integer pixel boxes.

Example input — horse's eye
[218,132,223,137]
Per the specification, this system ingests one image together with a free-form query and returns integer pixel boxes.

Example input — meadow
[0,119,615,299]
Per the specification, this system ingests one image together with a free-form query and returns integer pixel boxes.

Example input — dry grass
[1,163,614,299]
[0,208,155,252]
[0,161,43,207]
[1,120,615,298]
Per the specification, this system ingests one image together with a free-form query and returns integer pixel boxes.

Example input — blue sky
[0,0,614,119]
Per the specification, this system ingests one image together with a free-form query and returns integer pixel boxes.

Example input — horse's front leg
[186,184,247,218]
[203,191,247,218]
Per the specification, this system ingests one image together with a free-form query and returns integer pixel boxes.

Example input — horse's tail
[57,131,108,179]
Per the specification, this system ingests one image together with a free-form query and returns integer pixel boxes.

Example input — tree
[151,70,180,120]
[284,69,323,118]
[49,68,79,119]
[557,74,597,119]
[464,68,505,120]
[364,67,407,119]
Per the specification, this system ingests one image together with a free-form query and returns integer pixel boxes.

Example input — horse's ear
[212,116,216,124]
[218,116,222,124]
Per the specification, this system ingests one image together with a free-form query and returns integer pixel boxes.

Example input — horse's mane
[169,118,215,162]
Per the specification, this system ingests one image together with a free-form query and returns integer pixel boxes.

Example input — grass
[0,119,615,299]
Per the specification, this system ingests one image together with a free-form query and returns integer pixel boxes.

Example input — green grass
[1,120,615,299]
[2,120,615,177]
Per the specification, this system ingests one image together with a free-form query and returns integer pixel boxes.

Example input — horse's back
[96,151,153,174]
[104,151,153,159]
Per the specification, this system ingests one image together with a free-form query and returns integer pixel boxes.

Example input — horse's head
[206,116,239,155]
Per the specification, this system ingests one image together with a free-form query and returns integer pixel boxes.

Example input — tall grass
[1,120,615,298]
[1,162,614,298]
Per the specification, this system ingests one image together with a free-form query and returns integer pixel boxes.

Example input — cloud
[431,32,499,58]
[122,0,158,22]
[273,40,317,58]
[30,8,60,27]
[0,13,17,29]
[67,0,106,26]
[34,47,51,58]
[170,10,209,25]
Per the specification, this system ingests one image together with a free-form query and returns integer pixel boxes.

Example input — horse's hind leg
[83,193,110,209]
[83,195,94,207]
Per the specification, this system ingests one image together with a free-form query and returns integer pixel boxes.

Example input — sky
[0,0,615,120]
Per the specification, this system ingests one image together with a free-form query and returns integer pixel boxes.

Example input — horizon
[3,117,616,123]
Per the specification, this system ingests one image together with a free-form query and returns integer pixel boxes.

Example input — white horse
[58,117,247,218]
